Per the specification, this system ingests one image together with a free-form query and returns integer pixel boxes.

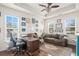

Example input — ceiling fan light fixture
[39,3,60,17]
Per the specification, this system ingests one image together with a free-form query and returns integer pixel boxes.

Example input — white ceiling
[1,3,78,18]
[14,3,71,15]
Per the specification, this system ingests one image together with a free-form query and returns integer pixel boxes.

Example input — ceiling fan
[39,3,59,13]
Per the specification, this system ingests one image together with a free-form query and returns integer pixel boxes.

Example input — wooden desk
[23,37,40,55]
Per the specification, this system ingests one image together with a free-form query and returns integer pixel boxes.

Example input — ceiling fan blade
[51,5,59,8]
[41,9,46,12]
[39,4,46,7]
[47,3,52,6]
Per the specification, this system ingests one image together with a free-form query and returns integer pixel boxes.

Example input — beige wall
[44,10,79,45]
[0,5,31,51]
[34,16,44,37]
[44,10,79,33]
[0,4,44,51]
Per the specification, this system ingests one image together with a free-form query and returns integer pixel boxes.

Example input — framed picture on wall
[55,19,63,33]
[32,18,36,24]
[22,17,26,21]
[26,18,30,23]
[22,28,26,32]
[49,28,54,33]
[36,29,38,32]
[49,23,54,33]
[36,20,38,23]
[36,24,38,27]
[21,22,26,26]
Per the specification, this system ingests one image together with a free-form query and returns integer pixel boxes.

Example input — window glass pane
[13,17,18,23]
[6,16,12,23]
[65,18,75,26]
[12,17,18,28]
[12,23,18,28]
[6,16,12,28]
[5,15,19,41]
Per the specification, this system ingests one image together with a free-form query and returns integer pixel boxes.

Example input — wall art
[22,28,26,32]
[32,18,36,24]
[36,20,38,23]
[49,24,54,33]
[21,22,26,26]
[55,19,63,33]
[36,24,38,27]
[22,17,26,21]
[21,17,26,32]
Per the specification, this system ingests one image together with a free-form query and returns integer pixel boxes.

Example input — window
[65,17,75,35]
[64,17,75,39]
[6,16,18,29]
[6,16,12,28]
[5,15,19,40]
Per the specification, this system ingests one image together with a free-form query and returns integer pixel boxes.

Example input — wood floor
[0,43,75,56]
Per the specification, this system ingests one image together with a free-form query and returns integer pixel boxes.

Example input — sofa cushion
[46,37,62,42]
[53,34,60,39]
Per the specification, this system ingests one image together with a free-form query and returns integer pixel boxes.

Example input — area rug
[40,43,72,56]
[0,43,73,56]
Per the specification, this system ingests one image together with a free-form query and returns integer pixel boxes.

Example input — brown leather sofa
[43,34,68,47]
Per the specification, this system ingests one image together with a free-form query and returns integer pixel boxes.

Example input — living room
[0,3,79,56]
